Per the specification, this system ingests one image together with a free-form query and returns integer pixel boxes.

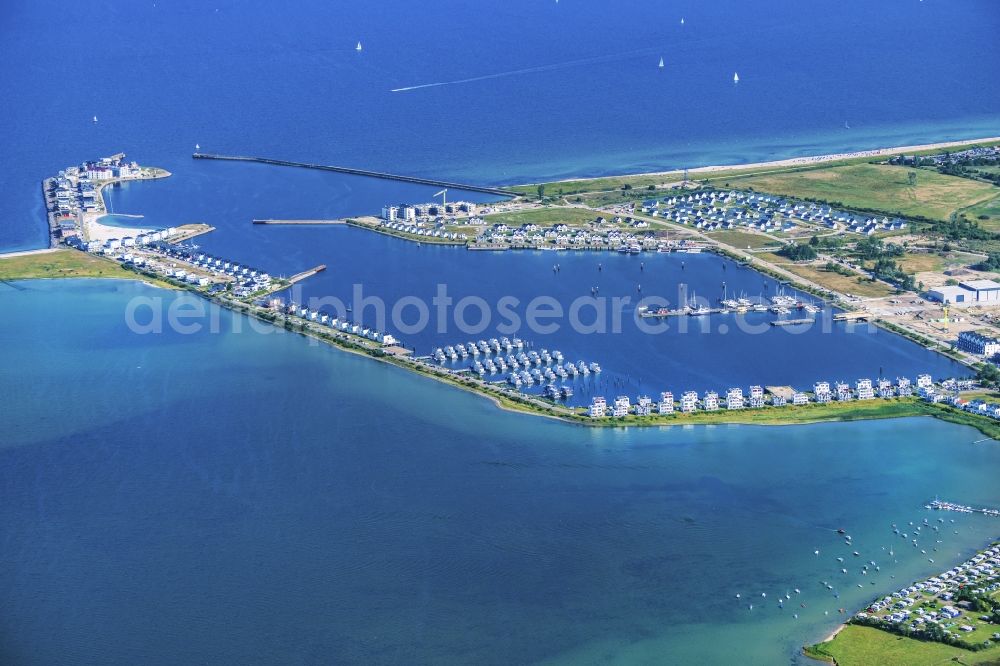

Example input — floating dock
[927,499,1000,517]
[770,318,816,326]
[193,153,518,197]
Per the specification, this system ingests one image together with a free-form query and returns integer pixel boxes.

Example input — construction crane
[434,189,447,207]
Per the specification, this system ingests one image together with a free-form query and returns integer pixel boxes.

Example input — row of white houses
[589,374,942,417]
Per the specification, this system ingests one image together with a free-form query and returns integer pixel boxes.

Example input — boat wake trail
[390,46,662,92]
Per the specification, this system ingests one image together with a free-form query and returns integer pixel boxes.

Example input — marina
[927,499,1000,518]
[4,1,1000,664]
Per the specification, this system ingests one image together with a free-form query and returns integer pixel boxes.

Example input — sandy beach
[540,136,1000,185]
[82,212,150,243]
[80,169,171,243]
[821,623,847,643]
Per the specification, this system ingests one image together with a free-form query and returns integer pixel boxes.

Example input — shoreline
[515,135,1000,187]
[4,268,998,440]
[81,168,172,243]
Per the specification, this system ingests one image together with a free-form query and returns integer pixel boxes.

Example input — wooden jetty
[834,312,870,322]
[193,153,518,197]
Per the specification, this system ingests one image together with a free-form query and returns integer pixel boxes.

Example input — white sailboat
[92,115,98,123]
[733,72,740,83]
[680,17,685,25]
[658,57,664,69]
[195,143,200,150]
[355,41,362,51]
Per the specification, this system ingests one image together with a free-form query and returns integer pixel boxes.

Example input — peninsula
[7,142,1000,443]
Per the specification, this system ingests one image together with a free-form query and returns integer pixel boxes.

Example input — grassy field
[480,206,602,228]
[964,193,1000,232]
[756,253,897,298]
[705,229,783,250]
[0,249,172,287]
[896,250,982,274]
[715,164,998,221]
[805,625,1000,666]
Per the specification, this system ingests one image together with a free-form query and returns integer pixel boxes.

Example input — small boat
[733,72,740,83]
[195,143,200,150]
[356,41,362,51]
[658,57,664,69]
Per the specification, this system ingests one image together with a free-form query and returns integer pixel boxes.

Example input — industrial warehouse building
[928,279,1000,307]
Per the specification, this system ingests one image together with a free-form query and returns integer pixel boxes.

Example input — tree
[537,184,546,198]
[977,363,1000,386]
[777,243,817,261]
[809,235,819,247]
[908,171,918,187]
[974,253,1000,272]
[622,183,633,191]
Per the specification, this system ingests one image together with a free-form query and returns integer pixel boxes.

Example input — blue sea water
[2,281,1000,665]
[2,0,998,251]
[2,0,1000,664]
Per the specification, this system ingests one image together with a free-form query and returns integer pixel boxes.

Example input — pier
[927,498,1000,517]
[165,223,215,243]
[834,312,870,322]
[193,153,518,197]
[252,219,347,225]
[261,264,326,295]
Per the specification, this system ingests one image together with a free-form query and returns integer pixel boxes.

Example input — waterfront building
[657,392,674,414]
[702,391,719,411]
[381,205,398,221]
[956,330,1000,357]
[613,396,630,417]
[589,397,606,418]
[916,374,933,389]
[635,396,653,416]
[877,378,893,398]
[813,381,831,403]
[399,205,416,221]
[680,391,698,413]
[897,377,913,396]
[772,394,787,406]
[792,392,808,406]
[725,387,745,410]
[856,378,875,400]
[835,382,852,401]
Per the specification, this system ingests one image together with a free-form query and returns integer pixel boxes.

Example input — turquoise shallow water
[1,280,998,665]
